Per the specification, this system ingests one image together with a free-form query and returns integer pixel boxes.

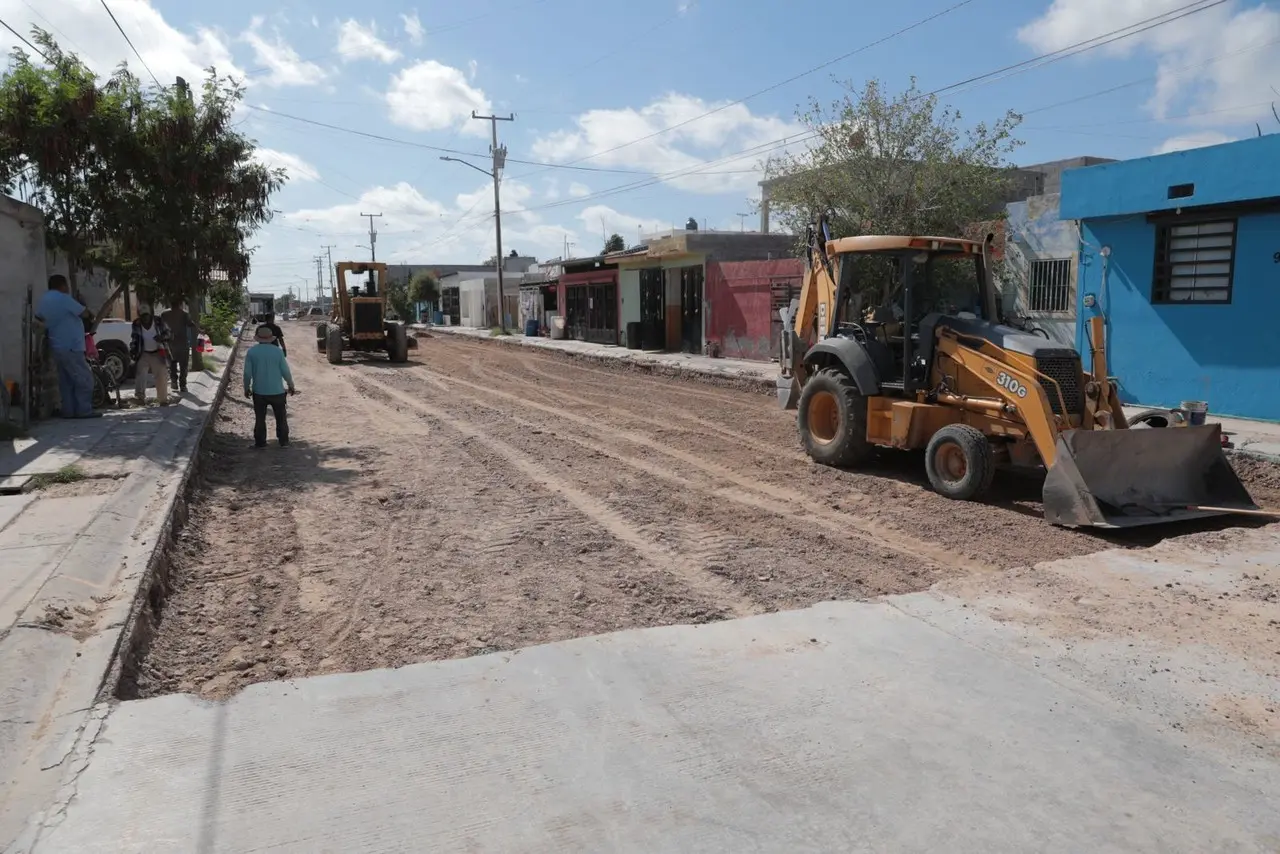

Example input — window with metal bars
[1027,258,1073,313]
[1152,219,1235,304]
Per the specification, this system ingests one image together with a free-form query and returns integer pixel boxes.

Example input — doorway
[639,268,665,350]
[679,265,703,354]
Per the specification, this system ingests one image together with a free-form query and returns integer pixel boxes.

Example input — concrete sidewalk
[0,347,234,849]
[24,528,1280,853]
[424,325,1280,459]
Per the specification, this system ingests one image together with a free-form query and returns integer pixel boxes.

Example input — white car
[92,318,133,383]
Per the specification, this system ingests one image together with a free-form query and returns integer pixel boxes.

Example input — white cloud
[467,59,478,81]
[311,15,319,28]
[1154,131,1237,154]
[0,0,244,84]
[578,205,669,240]
[286,182,448,232]
[401,11,425,46]
[385,60,491,134]
[514,73,528,84]
[1018,0,1280,124]
[568,182,591,198]
[531,93,804,194]
[242,16,327,87]
[254,148,320,182]
[336,19,401,64]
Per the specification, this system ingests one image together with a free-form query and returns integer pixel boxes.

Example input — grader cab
[316,261,409,364]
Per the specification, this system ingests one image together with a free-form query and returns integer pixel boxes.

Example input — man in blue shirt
[35,275,100,419]
[243,324,297,448]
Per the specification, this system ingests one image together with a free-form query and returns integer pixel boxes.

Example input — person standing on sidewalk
[243,324,297,448]
[160,301,197,393]
[34,274,101,419]
[130,307,171,406]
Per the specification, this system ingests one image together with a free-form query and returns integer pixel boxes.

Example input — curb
[422,327,775,396]
[100,338,242,701]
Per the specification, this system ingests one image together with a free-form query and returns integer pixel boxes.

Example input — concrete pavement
[23,527,1280,853]
[423,324,1280,459]
[0,347,234,849]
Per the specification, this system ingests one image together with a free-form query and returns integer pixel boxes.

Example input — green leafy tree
[0,30,135,300]
[762,78,1022,306]
[408,270,440,308]
[603,233,625,253]
[386,275,414,322]
[111,71,283,311]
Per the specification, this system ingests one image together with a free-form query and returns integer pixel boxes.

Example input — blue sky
[4,0,1279,297]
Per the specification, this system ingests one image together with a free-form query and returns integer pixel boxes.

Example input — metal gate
[639,268,664,350]
[769,278,800,362]
[679,265,703,354]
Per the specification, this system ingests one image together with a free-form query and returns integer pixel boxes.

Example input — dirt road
[129,326,1280,699]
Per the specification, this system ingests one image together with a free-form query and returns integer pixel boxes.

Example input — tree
[408,270,440,307]
[110,71,283,311]
[0,30,135,299]
[385,275,415,323]
[603,233,625,253]
[763,77,1022,245]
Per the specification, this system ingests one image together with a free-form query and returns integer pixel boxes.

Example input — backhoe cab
[778,218,1256,529]
[316,261,410,365]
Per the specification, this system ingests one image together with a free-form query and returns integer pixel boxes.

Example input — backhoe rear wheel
[316,322,328,352]
[925,424,995,501]
[797,368,873,467]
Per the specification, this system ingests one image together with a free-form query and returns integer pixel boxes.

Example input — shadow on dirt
[834,447,1271,548]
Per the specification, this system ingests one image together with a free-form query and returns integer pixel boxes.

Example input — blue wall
[1073,211,1280,421]
[1061,135,1280,219]
[1064,136,1280,422]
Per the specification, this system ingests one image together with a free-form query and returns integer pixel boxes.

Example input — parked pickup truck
[93,318,133,383]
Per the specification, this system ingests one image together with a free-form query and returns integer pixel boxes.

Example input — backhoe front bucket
[1043,425,1257,529]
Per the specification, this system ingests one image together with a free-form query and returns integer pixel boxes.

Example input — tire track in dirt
[348,372,762,619]
[382,361,993,575]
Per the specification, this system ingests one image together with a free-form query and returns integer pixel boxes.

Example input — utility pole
[360,213,382,263]
[736,213,750,232]
[314,255,325,306]
[473,110,514,332]
[322,244,336,309]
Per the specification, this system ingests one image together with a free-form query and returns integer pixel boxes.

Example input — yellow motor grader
[316,261,410,365]
[777,218,1258,529]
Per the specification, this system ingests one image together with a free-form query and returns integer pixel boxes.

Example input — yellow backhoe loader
[316,261,410,365]
[777,218,1258,528]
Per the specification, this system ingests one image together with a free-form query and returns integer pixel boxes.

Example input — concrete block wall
[0,196,49,418]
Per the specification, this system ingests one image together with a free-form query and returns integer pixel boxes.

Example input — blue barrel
[524,318,540,337]
[432,311,444,325]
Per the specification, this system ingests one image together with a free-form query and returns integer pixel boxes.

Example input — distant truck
[248,292,275,323]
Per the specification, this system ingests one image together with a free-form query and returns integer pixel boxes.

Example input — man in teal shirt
[243,324,297,448]
[35,274,100,419]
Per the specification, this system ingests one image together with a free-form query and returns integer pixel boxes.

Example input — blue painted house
[1060,135,1280,422]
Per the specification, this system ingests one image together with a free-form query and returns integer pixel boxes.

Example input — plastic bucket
[1180,400,1209,427]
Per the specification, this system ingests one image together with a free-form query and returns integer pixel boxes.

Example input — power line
[511,0,1238,214]
[98,0,160,88]
[928,0,1230,99]
[508,0,983,180]
[0,16,50,62]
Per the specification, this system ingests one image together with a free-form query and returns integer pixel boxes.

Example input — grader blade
[1043,425,1257,529]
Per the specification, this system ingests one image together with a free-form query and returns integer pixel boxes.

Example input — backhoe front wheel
[797,368,873,467]
[925,424,995,501]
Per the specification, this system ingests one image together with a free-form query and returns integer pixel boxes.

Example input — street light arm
[440,155,494,179]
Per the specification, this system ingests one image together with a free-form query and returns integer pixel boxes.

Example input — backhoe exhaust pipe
[1043,424,1257,528]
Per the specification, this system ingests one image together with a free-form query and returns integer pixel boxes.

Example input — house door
[566,286,588,340]
[639,268,664,350]
[585,283,618,344]
[769,278,801,362]
[679,265,703,354]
